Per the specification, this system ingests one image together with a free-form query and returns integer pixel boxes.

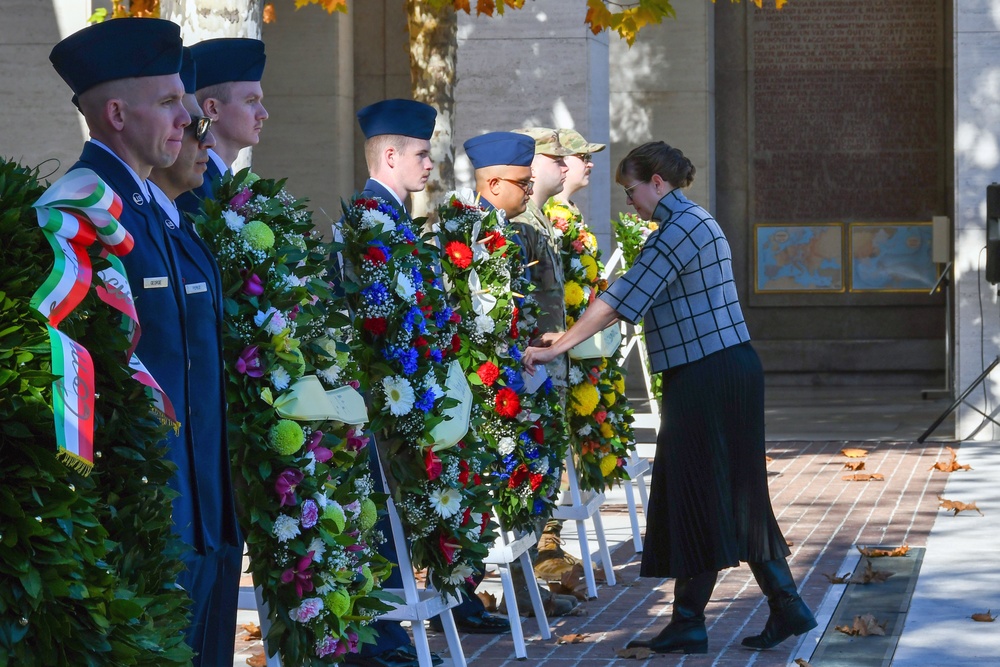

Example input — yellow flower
[566,315,576,327]
[564,281,585,307]
[600,422,614,438]
[602,388,616,406]
[600,454,618,477]
[613,375,625,395]
[580,254,599,283]
[647,221,659,231]
[571,382,600,416]
[584,232,598,252]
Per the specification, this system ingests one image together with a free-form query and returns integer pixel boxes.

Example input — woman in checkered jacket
[522,141,816,655]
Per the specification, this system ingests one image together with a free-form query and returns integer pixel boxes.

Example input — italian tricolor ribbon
[30,168,177,475]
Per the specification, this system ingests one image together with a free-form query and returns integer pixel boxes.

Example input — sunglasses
[576,153,593,163]
[186,115,212,144]
[498,177,534,194]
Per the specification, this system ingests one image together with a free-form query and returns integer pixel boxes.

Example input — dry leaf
[477,590,497,612]
[971,610,996,622]
[842,473,884,482]
[246,650,266,667]
[857,544,909,558]
[765,455,774,463]
[786,539,795,547]
[593,567,607,583]
[794,660,814,667]
[239,622,261,639]
[557,633,588,644]
[841,448,868,458]
[836,613,887,636]
[617,646,654,659]
[930,446,972,472]
[860,560,894,584]
[939,497,984,516]
[549,564,589,601]
[844,461,866,471]
[823,571,852,584]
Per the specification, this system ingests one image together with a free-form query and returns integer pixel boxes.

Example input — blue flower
[533,499,546,514]
[508,345,522,362]
[411,266,423,288]
[429,349,443,363]
[435,307,454,329]
[543,378,554,394]
[525,445,540,460]
[519,432,533,445]
[502,453,518,473]
[400,225,417,243]
[363,282,390,306]
[415,388,436,413]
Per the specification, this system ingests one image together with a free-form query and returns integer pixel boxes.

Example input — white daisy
[474,314,496,335]
[382,376,415,416]
[361,209,395,232]
[271,366,291,391]
[273,514,301,542]
[497,437,516,455]
[222,209,245,231]
[428,487,462,518]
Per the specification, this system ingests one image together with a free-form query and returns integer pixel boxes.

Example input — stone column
[454,1,611,252]
[954,1,1000,439]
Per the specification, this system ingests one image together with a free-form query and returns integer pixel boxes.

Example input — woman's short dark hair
[616,141,696,189]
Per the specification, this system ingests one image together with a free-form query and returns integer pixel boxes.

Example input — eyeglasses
[186,115,212,144]
[622,182,642,200]
[498,177,534,194]
[576,153,593,163]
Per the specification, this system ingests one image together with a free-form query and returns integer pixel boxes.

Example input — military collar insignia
[132,192,144,206]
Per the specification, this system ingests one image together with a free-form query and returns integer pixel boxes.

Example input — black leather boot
[626,570,717,654]
[742,559,817,650]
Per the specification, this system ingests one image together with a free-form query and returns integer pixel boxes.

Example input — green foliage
[0,157,192,666]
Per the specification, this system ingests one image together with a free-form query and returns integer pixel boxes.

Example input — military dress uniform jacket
[71,142,239,555]
[512,199,566,334]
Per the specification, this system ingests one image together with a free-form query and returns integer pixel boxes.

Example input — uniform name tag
[144,276,169,289]
[185,282,208,295]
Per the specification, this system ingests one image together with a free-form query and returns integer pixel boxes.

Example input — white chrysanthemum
[382,376,415,416]
[362,209,395,232]
[428,487,462,518]
[222,209,245,231]
[317,364,342,386]
[303,452,317,475]
[474,314,496,334]
[273,514,301,542]
[308,537,327,562]
[577,424,593,436]
[271,366,291,391]
[446,563,475,585]
[316,571,337,596]
[568,366,585,385]
[497,437,516,455]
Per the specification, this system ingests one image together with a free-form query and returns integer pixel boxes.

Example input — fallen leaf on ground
[844,461,866,471]
[794,659,814,667]
[843,473,884,482]
[835,613,887,636]
[593,567,607,583]
[929,446,972,472]
[939,497,984,516]
[857,544,909,558]
[860,559,894,584]
[239,622,261,639]
[823,571,852,584]
[971,610,996,622]
[548,564,589,601]
[765,455,773,463]
[617,646,653,659]
[477,590,497,612]
[246,650,266,667]
[557,633,588,644]
[786,539,795,547]
[841,448,868,458]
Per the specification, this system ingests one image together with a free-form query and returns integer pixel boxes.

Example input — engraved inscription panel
[751,0,944,222]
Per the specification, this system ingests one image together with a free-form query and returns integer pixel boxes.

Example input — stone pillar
[608,0,715,221]
[454,1,611,252]
[954,1,1000,439]
[255,3,354,230]
[0,0,92,175]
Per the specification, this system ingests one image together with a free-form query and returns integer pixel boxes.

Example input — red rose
[425,449,442,481]
[494,387,521,418]
[529,473,544,491]
[476,361,500,386]
[413,335,428,349]
[444,241,473,269]
[364,246,387,265]
[451,334,462,354]
[508,463,529,489]
[458,460,470,486]
[449,311,462,324]
[364,317,388,336]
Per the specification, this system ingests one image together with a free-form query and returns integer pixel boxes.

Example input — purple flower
[235,345,264,378]
[305,430,333,463]
[346,631,360,654]
[345,427,369,452]
[301,499,319,529]
[288,304,300,321]
[280,551,315,598]
[241,271,265,297]
[230,187,252,210]
[275,469,305,507]
[348,379,361,390]
[316,636,339,658]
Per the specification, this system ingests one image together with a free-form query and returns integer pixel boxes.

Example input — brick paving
[418,439,955,667]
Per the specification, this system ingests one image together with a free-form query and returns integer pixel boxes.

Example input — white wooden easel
[484,519,552,658]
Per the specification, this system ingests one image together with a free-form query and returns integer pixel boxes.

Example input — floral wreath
[195,170,392,663]
[337,194,495,596]
[544,198,637,491]
[436,190,566,533]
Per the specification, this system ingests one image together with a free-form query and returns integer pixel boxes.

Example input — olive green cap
[557,128,606,155]
[512,127,574,157]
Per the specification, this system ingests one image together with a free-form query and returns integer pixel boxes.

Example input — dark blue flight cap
[180,47,197,95]
[464,132,535,169]
[50,18,183,96]
[357,99,437,140]
[190,38,267,88]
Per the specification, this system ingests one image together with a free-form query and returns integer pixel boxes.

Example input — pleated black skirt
[639,342,790,578]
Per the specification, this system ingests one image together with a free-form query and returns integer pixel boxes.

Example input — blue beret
[357,99,437,140]
[180,47,197,95]
[49,18,183,96]
[190,38,266,88]
[464,132,535,169]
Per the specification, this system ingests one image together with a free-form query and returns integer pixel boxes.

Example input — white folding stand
[483,520,552,658]
[620,451,650,553]
[252,585,282,667]
[551,453,617,599]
